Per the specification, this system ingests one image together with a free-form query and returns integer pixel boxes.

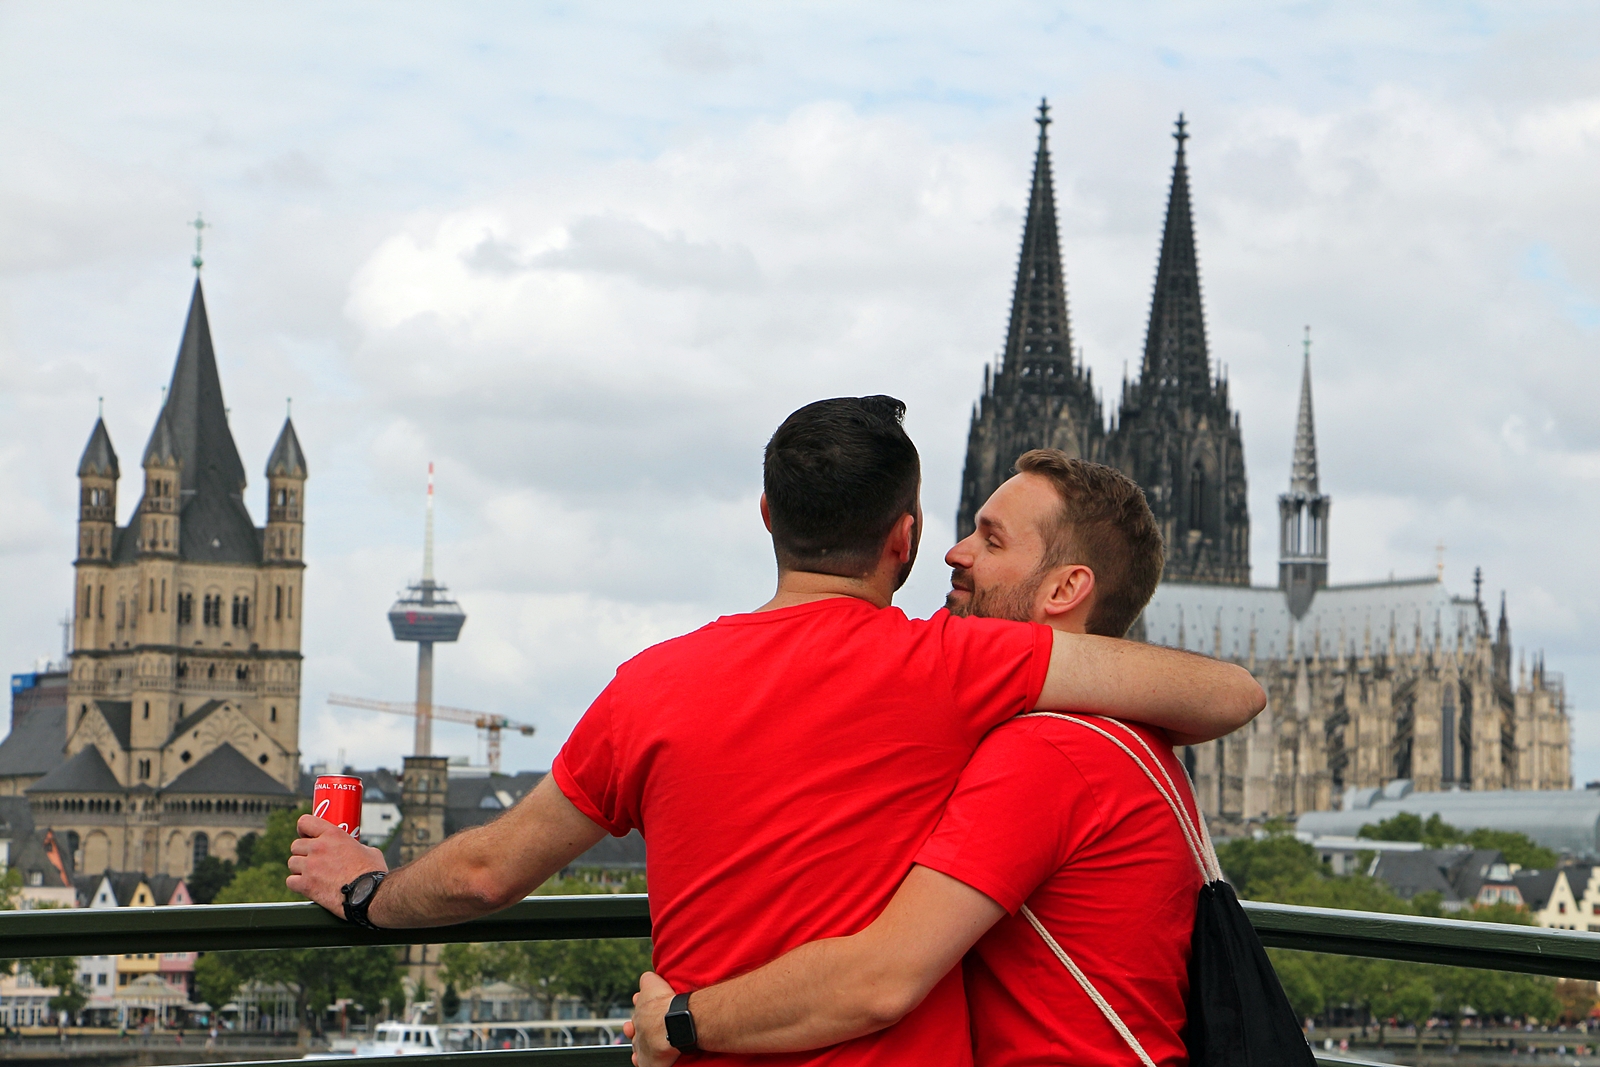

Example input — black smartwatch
[340,871,387,929]
[664,991,698,1053]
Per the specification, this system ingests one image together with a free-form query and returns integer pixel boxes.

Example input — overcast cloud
[2,2,1598,779]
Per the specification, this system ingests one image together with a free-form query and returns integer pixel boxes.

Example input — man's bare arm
[287,774,606,926]
[1037,631,1265,746]
[627,866,1003,1066]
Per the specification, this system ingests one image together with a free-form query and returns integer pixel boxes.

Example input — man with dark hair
[630,451,1212,1067]
[289,404,1262,1067]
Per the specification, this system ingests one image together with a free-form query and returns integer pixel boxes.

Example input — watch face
[349,875,378,907]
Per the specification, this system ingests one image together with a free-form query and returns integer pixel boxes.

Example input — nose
[946,534,976,569]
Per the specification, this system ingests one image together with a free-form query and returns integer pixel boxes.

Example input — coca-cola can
[313,775,363,838]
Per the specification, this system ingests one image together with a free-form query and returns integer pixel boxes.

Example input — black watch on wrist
[664,991,698,1053]
[340,871,387,930]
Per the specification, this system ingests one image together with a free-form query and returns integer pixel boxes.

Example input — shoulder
[992,715,1176,782]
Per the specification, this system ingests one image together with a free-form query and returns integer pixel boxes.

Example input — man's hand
[625,971,680,1067]
[286,815,389,915]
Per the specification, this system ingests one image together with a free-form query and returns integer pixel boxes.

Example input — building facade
[957,108,1249,584]
[16,279,305,878]
[956,106,1571,821]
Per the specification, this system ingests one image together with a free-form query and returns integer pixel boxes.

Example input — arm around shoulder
[1035,631,1266,746]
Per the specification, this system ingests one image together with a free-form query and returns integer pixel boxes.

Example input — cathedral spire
[1139,113,1210,396]
[1001,98,1073,375]
[1291,326,1319,495]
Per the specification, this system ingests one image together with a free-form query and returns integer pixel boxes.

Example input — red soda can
[313,775,363,838]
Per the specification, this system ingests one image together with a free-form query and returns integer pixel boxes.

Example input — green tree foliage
[195,805,402,1033]
[441,983,461,1021]
[1223,828,1561,1038]
[437,869,650,1020]
[1357,813,1559,869]
[26,958,89,1021]
[187,855,237,904]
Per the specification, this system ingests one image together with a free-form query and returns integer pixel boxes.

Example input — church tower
[956,100,1103,538]
[1278,329,1330,617]
[40,277,304,878]
[1106,115,1250,585]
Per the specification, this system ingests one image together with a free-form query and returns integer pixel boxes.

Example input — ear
[1039,564,1096,623]
[886,512,917,563]
[759,493,773,533]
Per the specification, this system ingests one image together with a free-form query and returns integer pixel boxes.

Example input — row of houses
[1302,833,1600,931]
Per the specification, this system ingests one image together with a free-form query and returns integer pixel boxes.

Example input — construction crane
[327,694,535,774]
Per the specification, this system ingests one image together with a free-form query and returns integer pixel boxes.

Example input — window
[231,595,250,628]
[97,585,105,619]
[270,706,277,723]
[138,758,151,780]
[83,585,92,616]
[275,586,283,620]
[142,702,150,720]
[116,598,126,628]
[193,833,209,868]
[1559,902,1568,914]
[287,587,293,618]
[1188,462,1205,531]
[161,578,167,611]
[96,974,106,987]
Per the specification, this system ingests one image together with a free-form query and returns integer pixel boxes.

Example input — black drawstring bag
[1018,714,1314,1066]
[1185,878,1315,1066]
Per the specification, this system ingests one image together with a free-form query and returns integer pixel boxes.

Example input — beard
[945,565,1045,622]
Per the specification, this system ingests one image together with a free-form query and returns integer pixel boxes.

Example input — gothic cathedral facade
[957,105,1571,821]
[29,280,306,877]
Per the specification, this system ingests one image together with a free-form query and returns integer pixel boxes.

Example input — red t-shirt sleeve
[937,612,1054,739]
[551,682,634,837]
[914,720,1101,913]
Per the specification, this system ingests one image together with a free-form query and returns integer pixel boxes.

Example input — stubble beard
[946,566,1045,623]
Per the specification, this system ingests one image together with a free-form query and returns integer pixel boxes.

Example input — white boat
[304,1022,445,1058]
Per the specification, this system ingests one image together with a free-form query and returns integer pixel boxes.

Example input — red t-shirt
[916,715,1202,1067]
[553,597,1053,1067]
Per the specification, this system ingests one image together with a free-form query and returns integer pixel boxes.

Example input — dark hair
[1013,450,1164,637]
[763,396,921,577]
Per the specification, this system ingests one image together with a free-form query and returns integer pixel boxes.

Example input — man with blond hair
[631,451,1209,1067]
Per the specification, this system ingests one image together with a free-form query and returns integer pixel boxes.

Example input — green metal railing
[2,895,1595,1066]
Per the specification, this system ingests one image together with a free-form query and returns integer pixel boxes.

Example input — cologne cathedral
[0,279,306,877]
[958,103,1571,823]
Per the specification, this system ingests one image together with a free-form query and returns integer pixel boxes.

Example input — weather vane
[190,213,209,272]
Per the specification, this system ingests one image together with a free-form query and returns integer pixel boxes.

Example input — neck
[758,569,893,612]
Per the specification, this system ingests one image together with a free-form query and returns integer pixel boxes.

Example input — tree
[25,958,87,1023]
[556,939,653,1019]
[188,855,237,904]
[1358,814,1558,869]
[441,983,461,1021]
[196,805,402,1036]
[1556,979,1597,1024]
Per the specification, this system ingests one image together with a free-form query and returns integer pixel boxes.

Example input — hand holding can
[312,775,363,838]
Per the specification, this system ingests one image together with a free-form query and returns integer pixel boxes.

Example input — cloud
[3,3,1600,780]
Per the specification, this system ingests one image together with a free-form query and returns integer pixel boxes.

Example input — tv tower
[387,463,466,756]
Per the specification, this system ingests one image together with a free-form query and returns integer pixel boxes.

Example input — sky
[2,2,1598,781]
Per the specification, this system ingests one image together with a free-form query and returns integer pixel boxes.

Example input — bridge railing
[3,894,1596,1066]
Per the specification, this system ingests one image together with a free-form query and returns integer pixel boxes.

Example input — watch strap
[664,990,698,1053]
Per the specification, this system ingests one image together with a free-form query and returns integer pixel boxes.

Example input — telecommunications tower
[388,464,466,756]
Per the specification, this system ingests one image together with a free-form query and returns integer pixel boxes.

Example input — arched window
[193,833,209,868]
[1188,462,1205,532]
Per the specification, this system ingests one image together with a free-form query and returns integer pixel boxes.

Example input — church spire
[138,279,260,562]
[1001,98,1073,375]
[1138,113,1210,396]
[1291,326,1319,495]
